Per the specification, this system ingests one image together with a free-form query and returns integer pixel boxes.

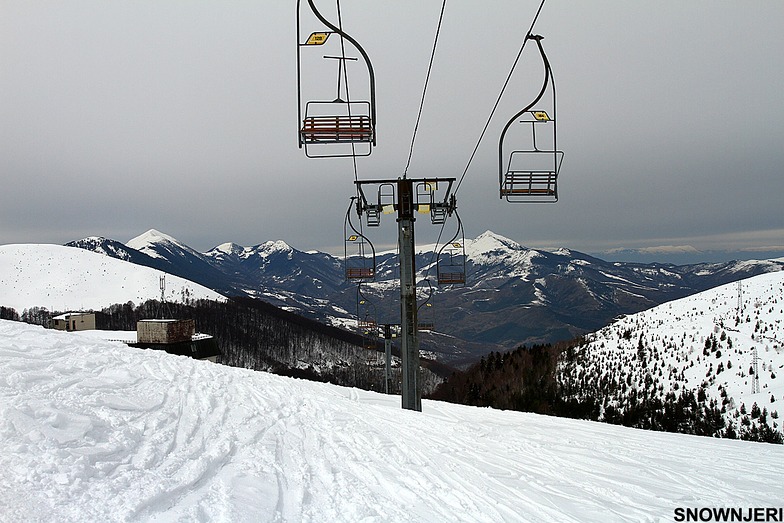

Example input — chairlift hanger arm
[498,34,552,162]
[417,278,434,311]
[305,0,377,135]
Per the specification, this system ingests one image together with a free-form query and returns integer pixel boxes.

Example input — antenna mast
[751,345,760,394]
[160,275,166,319]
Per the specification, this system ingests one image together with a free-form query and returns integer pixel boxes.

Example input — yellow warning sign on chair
[532,111,551,121]
[305,32,330,45]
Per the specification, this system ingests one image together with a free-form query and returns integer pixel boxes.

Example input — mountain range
[64,229,784,365]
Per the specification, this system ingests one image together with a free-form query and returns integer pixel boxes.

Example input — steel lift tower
[353,177,457,411]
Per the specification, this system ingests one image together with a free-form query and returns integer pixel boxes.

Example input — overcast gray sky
[2,1,783,263]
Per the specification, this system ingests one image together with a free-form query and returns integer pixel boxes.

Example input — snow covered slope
[0,244,225,312]
[563,271,784,439]
[1,319,782,522]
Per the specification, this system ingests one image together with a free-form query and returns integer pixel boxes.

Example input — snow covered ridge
[564,271,784,441]
[1,320,782,522]
[0,243,225,312]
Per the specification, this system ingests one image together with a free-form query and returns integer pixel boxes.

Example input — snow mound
[1,319,781,522]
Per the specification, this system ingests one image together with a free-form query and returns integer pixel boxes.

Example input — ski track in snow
[1,320,782,522]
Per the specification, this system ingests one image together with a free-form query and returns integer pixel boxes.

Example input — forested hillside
[432,273,784,443]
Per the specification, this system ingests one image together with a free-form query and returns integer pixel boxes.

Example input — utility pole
[354,177,456,411]
[383,323,394,394]
[160,275,166,319]
[751,345,760,394]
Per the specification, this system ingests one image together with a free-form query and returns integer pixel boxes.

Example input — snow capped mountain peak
[82,235,108,243]
[550,247,573,257]
[465,230,541,271]
[204,240,295,262]
[255,239,293,257]
[260,239,292,251]
[471,230,523,251]
[127,229,179,249]
[126,229,204,261]
[209,242,245,257]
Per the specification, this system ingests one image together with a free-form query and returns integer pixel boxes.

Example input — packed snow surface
[0,244,225,312]
[1,320,781,522]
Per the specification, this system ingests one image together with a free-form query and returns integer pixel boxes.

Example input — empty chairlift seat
[500,151,562,202]
[500,110,563,203]
[301,113,373,144]
[346,266,375,279]
[299,100,375,158]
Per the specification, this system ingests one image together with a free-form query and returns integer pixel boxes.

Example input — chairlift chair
[344,198,376,280]
[355,182,394,229]
[356,283,380,363]
[357,282,377,328]
[437,211,467,286]
[296,0,377,159]
[499,34,564,203]
[416,279,435,332]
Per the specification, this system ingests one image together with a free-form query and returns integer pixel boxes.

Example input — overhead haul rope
[335,0,360,186]
[424,216,448,281]
[334,0,368,249]
[397,0,449,280]
[402,0,448,179]
[425,0,546,281]
[454,0,547,195]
